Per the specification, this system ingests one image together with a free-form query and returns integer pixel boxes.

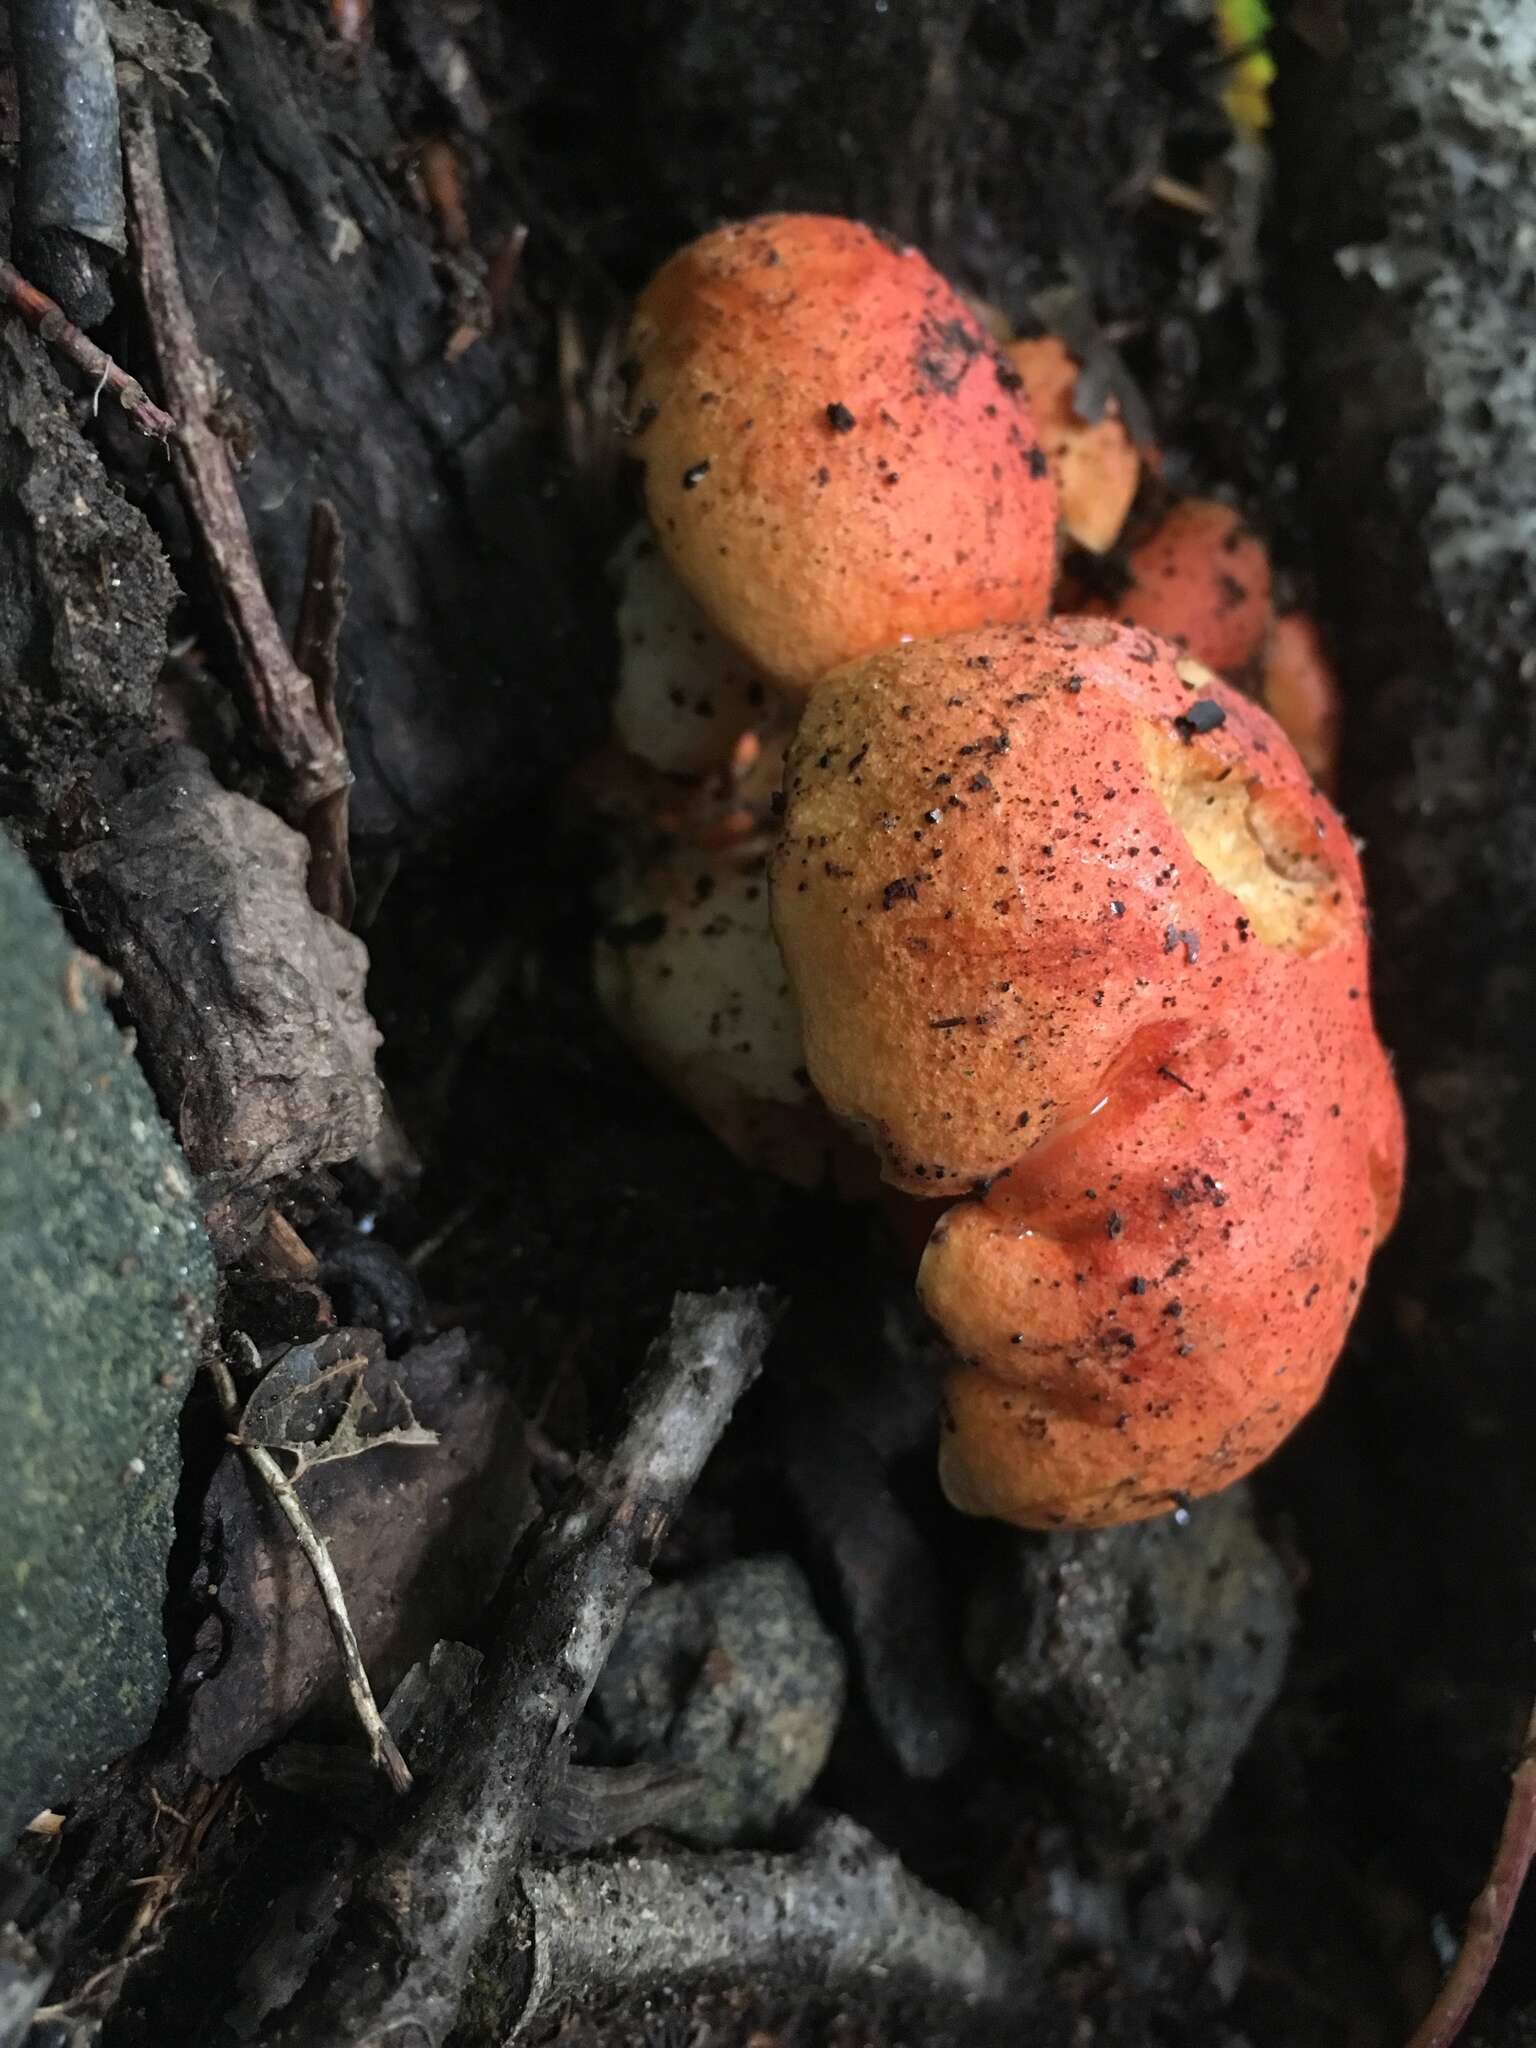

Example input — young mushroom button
[768,618,1404,1531]
[609,526,775,779]
[1071,497,1273,682]
[597,840,870,1195]
[1261,611,1343,795]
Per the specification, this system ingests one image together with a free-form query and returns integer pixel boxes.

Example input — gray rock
[966,1486,1294,1850]
[0,831,214,1838]
[593,1555,846,1847]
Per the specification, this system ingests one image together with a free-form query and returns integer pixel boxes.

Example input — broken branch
[0,259,173,437]
[507,1814,1032,2037]
[1405,1698,1536,2048]
[259,1287,778,2047]
[10,0,124,251]
[121,103,354,890]
[9,0,124,322]
[208,1344,412,1796]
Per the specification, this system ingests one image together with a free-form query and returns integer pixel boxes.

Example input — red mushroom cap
[1073,498,1273,681]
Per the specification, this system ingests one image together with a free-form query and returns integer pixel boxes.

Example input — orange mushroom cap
[770,618,1403,1530]
[1261,610,1343,795]
[625,214,1060,696]
[1072,498,1273,681]
[1008,335,1140,555]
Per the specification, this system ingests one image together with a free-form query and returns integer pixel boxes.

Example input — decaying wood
[186,1328,530,1782]
[10,0,124,249]
[9,0,124,323]
[121,101,353,912]
[244,1289,778,2046]
[508,1814,1033,2038]
[55,744,382,1233]
[209,1340,416,1796]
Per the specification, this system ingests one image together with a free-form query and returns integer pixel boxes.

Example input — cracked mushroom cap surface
[624,213,1059,696]
[770,619,1404,1529]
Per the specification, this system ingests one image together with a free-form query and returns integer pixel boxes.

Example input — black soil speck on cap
[915,314,983,396]
[1174,700,1227,742]
[826,401,857,433]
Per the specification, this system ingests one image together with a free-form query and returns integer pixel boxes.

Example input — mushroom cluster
[594,212,1403,1530]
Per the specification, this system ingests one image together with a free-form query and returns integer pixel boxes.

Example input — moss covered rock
[0,832,214,1836]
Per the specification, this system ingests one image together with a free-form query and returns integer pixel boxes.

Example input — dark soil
[5,1,1535,2044]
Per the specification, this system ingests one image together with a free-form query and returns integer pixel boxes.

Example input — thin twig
[291,503,347,731]
[254,1288,779,2047]
[1147,170,1217,218]
[1406,1700,1536,2048]
[290,501,355,925]
[207,1345,412,1796]
[0,258,173,437]
[120,103,353,856]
